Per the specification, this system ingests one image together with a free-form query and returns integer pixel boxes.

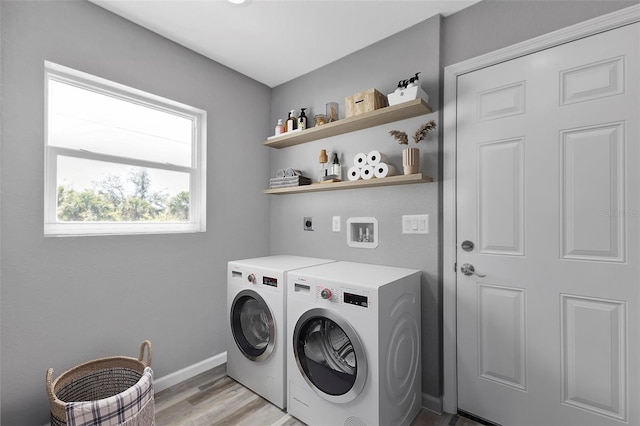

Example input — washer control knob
[247,273,256,284]
[320,288,332,300]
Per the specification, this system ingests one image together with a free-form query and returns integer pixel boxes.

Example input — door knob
[461,240,474,251]
[460,263,486,277]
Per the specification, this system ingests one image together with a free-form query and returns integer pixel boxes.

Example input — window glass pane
[56,156,190,222]
[49,79,193,167]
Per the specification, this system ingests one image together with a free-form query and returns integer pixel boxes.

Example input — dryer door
[293,308,367,403]
[230,289,275,362]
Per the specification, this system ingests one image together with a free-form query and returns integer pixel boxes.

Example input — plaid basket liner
[65,367,154,426]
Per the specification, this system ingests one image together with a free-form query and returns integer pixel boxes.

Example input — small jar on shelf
[326,102,339,122]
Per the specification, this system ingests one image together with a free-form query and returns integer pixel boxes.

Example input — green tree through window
[57,169,189,222]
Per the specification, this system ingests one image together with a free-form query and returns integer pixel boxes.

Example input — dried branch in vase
[389,120,437,145]
[413,120,437,143]
[389,130,409,145]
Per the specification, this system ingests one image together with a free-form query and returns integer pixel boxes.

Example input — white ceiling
[89,0,479,88]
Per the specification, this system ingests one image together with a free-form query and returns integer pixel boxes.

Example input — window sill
[44,222,205,237]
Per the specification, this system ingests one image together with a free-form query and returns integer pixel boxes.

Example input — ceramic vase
[402,147,420,175]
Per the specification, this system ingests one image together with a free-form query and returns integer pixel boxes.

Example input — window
[44,62,206,236]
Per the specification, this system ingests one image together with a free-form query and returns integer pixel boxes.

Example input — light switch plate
[402,214,429,234]
[332,216,341,232]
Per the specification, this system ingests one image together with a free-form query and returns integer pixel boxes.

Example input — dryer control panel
[262,276,278,287]
[230,268,279,288]
[314,285,370,307]
[343,291,369,308]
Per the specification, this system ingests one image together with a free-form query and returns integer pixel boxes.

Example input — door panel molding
[560,56,625,106]
[477,81,526,121]
[442,4,640,414]
[477,137,525,256]
[561,294,627,421]
[560,122,625,262]
[477,284,527,391]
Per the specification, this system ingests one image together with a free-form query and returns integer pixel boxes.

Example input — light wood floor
[155,365,483,426]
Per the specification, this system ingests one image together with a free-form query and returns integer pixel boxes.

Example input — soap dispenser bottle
[285,110,297,132]
[298,108,308,130]
[407,72,421,87]
[275,119,285,135]
[330,152,342,180]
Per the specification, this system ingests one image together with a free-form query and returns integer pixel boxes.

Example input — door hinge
[454,262,457,272]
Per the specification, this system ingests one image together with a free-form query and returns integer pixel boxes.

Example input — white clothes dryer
[227,255,334,409]
[286,261,422,426]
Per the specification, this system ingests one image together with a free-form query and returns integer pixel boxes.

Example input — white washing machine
[227,255,334,409]
[286,261,422,426]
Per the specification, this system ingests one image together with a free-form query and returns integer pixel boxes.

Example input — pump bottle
[330,152,342,180]
[407,72,421,88]
[285,110,297,132]
[275,119,285,135]
[298,108,308,130]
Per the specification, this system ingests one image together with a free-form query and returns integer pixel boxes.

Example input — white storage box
[387,85,429,106]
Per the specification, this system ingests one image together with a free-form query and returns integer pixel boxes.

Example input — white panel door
[456,23,639,426]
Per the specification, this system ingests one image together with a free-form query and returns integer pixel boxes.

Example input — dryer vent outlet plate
[304,217,313,231]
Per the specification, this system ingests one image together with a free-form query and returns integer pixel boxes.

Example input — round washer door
[293,307,367,403]
[230,289,275,362]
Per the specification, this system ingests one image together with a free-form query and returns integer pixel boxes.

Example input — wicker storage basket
[46,340,153,426]
[345,88,388,118]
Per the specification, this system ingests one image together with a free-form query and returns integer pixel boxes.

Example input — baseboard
[154,351,227,393]
[422,392,443,414]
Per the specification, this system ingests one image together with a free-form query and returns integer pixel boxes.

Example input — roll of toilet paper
[275,169,286,178]
[347,166,361,181]
[367,150,387,166]
[374,163,396,178]
[361,165,374,180]
[353,152,368,167]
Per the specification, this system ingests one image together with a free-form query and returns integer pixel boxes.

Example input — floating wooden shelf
[264,98,433,149]
[264,173,432,195]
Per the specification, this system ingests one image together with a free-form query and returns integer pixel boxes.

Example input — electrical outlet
[304,217,313,231]
[332,216,341,232]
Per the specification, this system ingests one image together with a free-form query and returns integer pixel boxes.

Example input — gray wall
[0,1,270,424]
[269,16,443,408]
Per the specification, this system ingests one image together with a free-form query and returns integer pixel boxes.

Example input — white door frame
[442,4,640,414]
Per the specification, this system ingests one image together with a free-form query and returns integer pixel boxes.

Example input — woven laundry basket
[46,340,153,426]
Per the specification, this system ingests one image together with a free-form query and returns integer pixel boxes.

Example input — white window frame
[44,61,207,236]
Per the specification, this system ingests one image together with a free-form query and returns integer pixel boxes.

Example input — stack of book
[269,176,312,189]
